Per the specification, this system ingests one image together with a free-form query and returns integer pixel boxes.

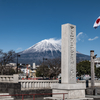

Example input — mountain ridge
[17,38,90,64]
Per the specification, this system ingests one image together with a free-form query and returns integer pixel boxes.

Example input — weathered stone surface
[53,89,85,99]
[61,23,76,84]
[51,83,86,90]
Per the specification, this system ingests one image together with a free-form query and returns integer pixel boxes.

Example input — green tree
[76,60,91,76]
[95,67,100,78]
[36,64,50,78]
[9,68,16,75]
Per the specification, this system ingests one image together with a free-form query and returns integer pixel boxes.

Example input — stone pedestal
[51,83,86,99]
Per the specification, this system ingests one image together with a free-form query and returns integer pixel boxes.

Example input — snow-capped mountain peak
[22,38,61,53]
[19,38,90,64]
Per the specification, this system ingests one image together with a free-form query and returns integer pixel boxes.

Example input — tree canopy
[0,49,16,75]
[47,57,61,79]
[36,57,61,79]
[76,60,91,76]
[95,67,100,78]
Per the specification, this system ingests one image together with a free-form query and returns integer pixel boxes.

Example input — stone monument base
[44,83,93,100]
[51,83,86,99]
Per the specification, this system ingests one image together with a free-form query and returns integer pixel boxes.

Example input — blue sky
[0,0,100,57]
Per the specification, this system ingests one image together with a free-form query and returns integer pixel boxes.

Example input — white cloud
[76,32,87,42]
[76,32,83,42]
[17,48,22,51]
[44,38,61,45]
[88,36,99,41]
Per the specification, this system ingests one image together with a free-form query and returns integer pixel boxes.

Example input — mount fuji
[18,38,90,64]
[21,38,61,54]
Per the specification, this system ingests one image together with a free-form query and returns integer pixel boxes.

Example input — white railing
[0,74,18,83]
[1,74,100,90]
[19,80,59,90]
[77,80,100,87]
[19,79,100,90]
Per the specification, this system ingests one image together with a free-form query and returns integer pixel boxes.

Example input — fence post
[22,94,24,100]
[33,94,35,100]
[13,74,18,83]
[63,93,65,100]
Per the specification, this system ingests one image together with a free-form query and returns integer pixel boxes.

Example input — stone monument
[61,23,76,84]
[47,23,93,100]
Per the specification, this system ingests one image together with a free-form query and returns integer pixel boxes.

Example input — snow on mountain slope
[22,38,61,53]
[18,38,90,64]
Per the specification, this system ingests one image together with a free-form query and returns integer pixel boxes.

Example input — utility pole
[90,50,97,87]
[26,64,28,79]
[16,53,20,74]
[90,50,95,87]
[42,57,47,79]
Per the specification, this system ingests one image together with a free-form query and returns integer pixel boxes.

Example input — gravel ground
[15,97,51,100]
[14,95,100,100]
[15,97,100,100]
[15,97,44,100]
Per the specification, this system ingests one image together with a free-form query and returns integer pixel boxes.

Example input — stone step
[44,97,82,100]
[0,96,12,98]
[0,98,14,100]
[80,98,93,100]
[0,93,14,100]
[44,97,93,100]
[0,93,9,95]
[66,98,93,100]
[44,97,63,100]
[0,93,12,98]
